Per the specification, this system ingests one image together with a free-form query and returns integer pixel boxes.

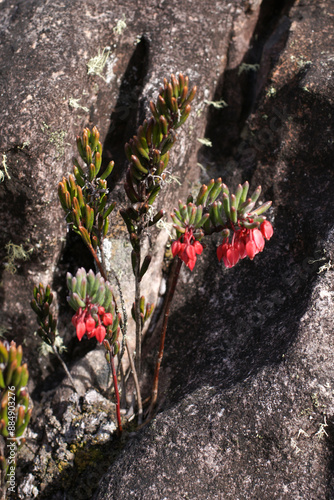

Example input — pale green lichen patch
[290,55,312,68]
[87,48,110,81]
[37,332,67,356]
[197,138,212,147]
[0,153,10,181]
[17,141,30,150]
[204,98,228,109]
[68,98,89,113]
[266,86,277,98]
[41,122,68,158]
[113,15,127,36]
[4,242,33,274]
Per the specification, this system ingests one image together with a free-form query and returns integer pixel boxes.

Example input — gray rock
[3,0,333,498]
[22,386,117,498]
[0,0,247,392]
[0,0,264,495]
[95,1,334,499]
[18,473,39,499]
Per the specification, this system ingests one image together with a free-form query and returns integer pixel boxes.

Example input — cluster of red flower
[171,228,203,271]
[217,220,274,268]
[171,220,273,271]
[71,305,113,343]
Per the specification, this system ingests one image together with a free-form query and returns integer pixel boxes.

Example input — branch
[147,257,182,419]
[110,355,122,434]
[52,344,78,393]
[126,338,143,425]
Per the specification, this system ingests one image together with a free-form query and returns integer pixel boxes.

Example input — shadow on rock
[157,66,334,410]
[102,35,150,190]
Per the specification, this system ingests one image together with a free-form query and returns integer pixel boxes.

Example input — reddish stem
[134,247,142,378]
[89,244,107,280]
[147,257,182,418]
[87,243,124,433]
[110,355,122,434]
[126,338,143,425]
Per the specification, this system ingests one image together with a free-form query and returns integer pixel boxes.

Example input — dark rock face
[0,0,251,391]
[0,0,265,497]
[1,0,334,498]
[95,1,334,499]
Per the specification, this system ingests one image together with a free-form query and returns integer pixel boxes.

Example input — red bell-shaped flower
[260,220,273,240]
[218,220,273,268]
[226,246,240,267]
[85,315,96,333]
[94,325,106,344]
[102,313,113,326]
[252,228,265,252]
[76,321,86,341]
[246,240,257,260]
[171,228,203,271]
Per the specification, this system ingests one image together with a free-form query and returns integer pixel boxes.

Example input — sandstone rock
[3,0,332,498]
[0,0,265,496]
[95,1,334,499]
[0,0,247,393]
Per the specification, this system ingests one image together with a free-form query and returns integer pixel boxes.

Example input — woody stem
[110,355,122,434]
[51,344,78,393]
[89,244,108,280]
[87,243,127,432]
[134,247,142,378]
[147,257,182,419]
[126,338,143,425]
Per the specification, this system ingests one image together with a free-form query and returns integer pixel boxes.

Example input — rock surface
[0,0,250,390]
[95,1,334,499]
[0,0,265,497]
[1,0,334,498]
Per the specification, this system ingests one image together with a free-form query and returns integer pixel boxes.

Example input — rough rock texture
[2,0,334,498]
[0,0,269,497]
[94,1,334,499]
[0,0,253,390]
[18,388,117,499]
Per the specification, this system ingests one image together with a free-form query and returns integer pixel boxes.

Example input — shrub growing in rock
[33,74,273,433]
[0,341,31,499]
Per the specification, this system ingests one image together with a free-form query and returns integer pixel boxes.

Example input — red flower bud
[171,240,182,257]
[193,240,203,255]
[187,258,196,271]
[172,229,203,271]
[72,307,83,327]
[253,229,265,252]
[235,238,246,259]
[98,306,105,316]
[102,313,113,326]
[246,240,257,260]
[186,244,196,260]
[94,325,106,344]
[76,321,86,341]
[87,328,96,340]
[260,220,273,240]
[226,247,240,267]
[85,315,96,333]
[217,243,228,263]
